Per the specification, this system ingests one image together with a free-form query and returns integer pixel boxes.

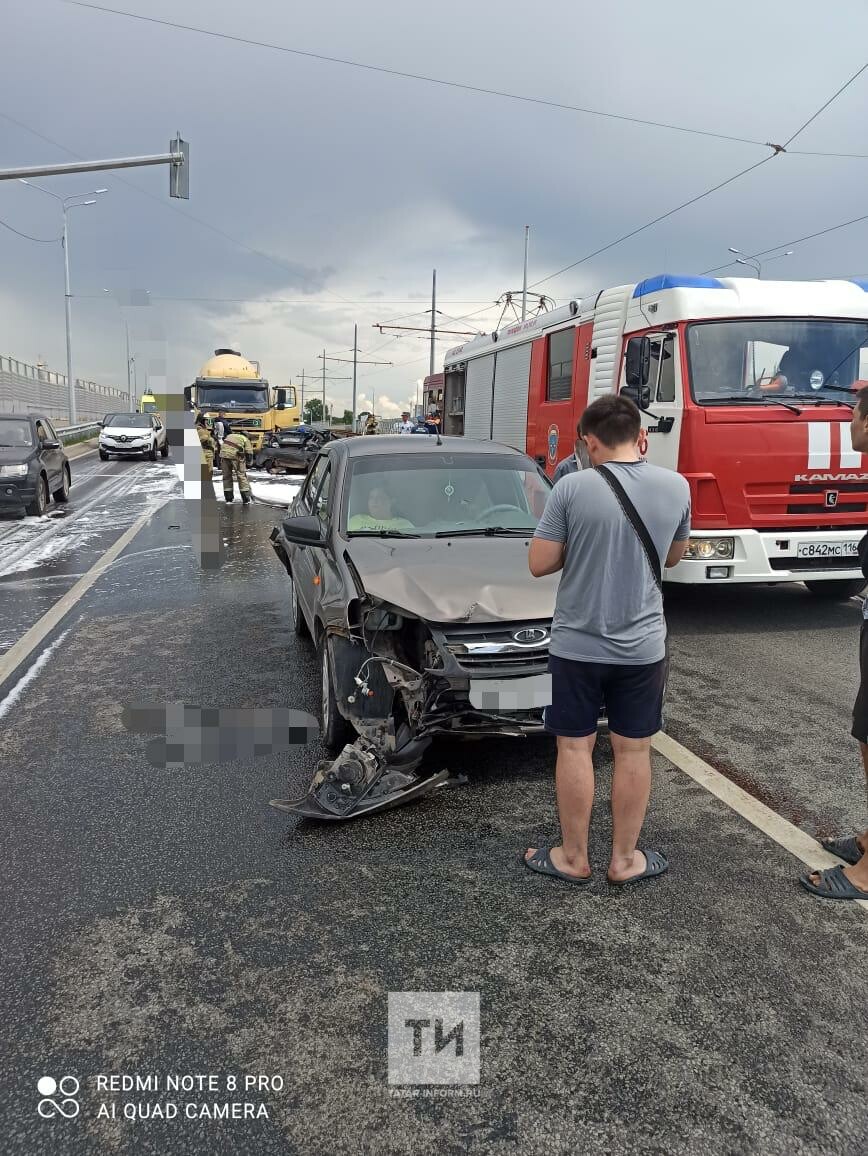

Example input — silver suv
[270,435,558,820]
[99,412,168,461]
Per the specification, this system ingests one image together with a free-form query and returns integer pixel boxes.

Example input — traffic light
[169,136,189,199]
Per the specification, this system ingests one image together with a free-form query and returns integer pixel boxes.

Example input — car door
[35,419,62,488]
[291,455,331,629]
[621,332,682,474]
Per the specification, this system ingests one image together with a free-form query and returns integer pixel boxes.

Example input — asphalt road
[1,490,866,1155]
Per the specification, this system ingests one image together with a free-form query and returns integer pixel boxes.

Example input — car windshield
[344,453,551,537]
[197,386,269,412]
[0,419,34,447]
[687,319,868,404]
[104,413,151,427]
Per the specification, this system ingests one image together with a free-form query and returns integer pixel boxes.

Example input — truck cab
[184,348,299,452]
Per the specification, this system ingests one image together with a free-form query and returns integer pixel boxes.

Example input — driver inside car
[347,485,415,533]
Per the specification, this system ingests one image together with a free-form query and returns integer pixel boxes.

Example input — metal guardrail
[57,422,100,443]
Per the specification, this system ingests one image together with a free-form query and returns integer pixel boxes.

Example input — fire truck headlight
[684,538,734,560]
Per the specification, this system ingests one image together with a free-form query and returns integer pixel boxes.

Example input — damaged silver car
[269,435,559,819]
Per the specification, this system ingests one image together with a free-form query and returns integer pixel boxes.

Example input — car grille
[436,620,551,673]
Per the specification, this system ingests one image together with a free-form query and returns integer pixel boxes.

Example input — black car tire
[805,578,866,600]
[320,635,351,752]
[53,464,71,503]
[99,449,109,461]
[26,473,49,517]
[289,572,309,639]
[160,439,169,458]
[148,442,158,462]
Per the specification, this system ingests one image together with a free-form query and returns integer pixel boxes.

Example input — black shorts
[545,653,666,740]
[852,621,868,743]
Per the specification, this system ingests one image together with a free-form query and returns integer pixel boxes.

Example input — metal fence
[0,355,134,424]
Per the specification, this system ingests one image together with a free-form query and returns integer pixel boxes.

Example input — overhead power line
[530,57,868,288]
[529,154,777,287]
[0,217,60,243]
[67,1,769,148]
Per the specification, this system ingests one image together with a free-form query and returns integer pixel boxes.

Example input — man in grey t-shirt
[523,394,690,888]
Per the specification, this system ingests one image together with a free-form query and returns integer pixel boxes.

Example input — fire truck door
[638,333,681,474]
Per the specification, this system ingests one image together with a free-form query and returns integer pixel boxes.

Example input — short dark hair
[856,386,868,416]
[579,394,642,447]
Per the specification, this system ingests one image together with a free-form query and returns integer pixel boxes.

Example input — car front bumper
[0,476,37,506]
[100,441,152,455]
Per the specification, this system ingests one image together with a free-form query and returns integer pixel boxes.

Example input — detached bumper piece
[270,734,451,821]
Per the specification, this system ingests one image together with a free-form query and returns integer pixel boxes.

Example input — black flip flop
[521,846,592,886]
[799,865,868,901]
[820,836,863,866]
[608,848,669,886]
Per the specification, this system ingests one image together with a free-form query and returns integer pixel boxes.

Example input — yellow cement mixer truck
[184,349,300,460]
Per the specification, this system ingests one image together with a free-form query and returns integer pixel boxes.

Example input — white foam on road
[0,626,70,721]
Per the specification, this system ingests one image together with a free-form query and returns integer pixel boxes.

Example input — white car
[98,412,169,462]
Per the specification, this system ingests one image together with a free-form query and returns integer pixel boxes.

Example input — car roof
[324,435,529,459]
[0,413,39,422]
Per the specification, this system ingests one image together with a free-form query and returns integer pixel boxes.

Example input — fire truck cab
[443,274,868,594]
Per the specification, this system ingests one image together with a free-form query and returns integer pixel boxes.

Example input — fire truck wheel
[804,579,866,600]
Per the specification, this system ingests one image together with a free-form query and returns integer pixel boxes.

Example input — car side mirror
[97,421,104,428]
[43,439,62,450]
[625,336,651,388]
[281,514,327,547]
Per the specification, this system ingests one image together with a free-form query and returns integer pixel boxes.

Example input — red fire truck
[442,273,868,596]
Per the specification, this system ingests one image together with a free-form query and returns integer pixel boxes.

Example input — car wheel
[160,439,169,458]
[52,464,71,503]
[804,578,866,600]
[320,635,350,752]
[148,442,158,462]
[289,572,309,639]
[99,448,109,461]
[25,474,48,517]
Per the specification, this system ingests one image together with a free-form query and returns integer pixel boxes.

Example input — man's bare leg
[525,734,596,879]
[607,732,654,882]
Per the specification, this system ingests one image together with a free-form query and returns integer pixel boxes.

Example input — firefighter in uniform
[221,428,254,503]
[195,412,216,475]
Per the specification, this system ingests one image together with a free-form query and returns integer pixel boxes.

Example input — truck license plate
[796,541,859,558]
[469,673,552,711]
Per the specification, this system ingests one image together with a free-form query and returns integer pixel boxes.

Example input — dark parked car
[269,435,558,820]
[0,413,71,516]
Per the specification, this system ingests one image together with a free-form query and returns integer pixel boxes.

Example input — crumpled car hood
[345,536,558,623]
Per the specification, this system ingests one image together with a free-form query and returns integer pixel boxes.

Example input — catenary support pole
[521,225,529,321]
[429,269,437,379]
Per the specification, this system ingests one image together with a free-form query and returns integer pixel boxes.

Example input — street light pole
[124,321,133,407]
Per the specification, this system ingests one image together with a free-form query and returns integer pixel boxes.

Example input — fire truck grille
[745,482,868,521]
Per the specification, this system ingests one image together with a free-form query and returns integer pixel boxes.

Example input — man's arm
[665,538,688,569]
[529,537,565,576]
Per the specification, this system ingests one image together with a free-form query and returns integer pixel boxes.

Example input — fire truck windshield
[197,386,269,412]
[687,319,868,404]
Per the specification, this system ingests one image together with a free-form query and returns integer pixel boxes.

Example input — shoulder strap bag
[595,464,663,592]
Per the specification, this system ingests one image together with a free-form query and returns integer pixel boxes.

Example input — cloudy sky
[3,0,868,417]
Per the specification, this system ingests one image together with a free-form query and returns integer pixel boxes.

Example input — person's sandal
[521,846,592,886]
[608,848,669,886]
[820,836,863,866]
[799,865,868,901]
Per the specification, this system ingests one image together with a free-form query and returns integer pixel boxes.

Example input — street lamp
[102,289,135,408]
[728,246,794,279]
[19,180,108,423]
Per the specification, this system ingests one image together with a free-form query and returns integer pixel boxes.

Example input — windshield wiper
[703,396,802,414]
[347,530,422,538]
[434,526,533,537]
[788,393,855,409]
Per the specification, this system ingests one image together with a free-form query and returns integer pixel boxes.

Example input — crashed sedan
[269,435,559,819]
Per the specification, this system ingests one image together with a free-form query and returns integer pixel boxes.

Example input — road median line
[653,730,868,913]
[0,510,154,690]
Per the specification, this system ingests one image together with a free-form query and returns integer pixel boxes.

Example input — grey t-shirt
[534,460,691,664]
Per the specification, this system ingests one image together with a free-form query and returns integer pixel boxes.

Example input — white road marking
[0,510,154,690]
[652,731,868,913]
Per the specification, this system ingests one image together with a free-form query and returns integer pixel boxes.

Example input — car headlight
[0,463,28,477]
[683,538,735,560]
